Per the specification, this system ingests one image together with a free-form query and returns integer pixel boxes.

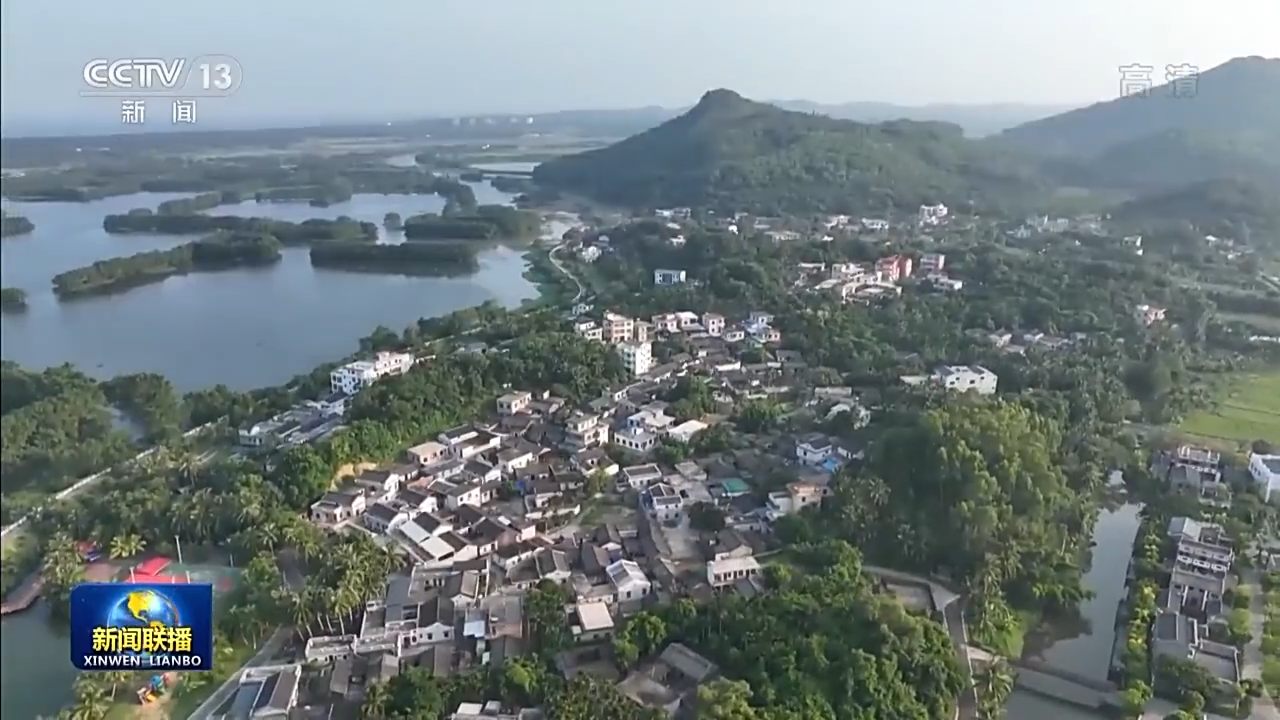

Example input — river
[1007,502,1143,720]
[0,181,541,392]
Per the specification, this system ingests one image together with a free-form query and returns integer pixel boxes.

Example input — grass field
[1178,370,1280,446]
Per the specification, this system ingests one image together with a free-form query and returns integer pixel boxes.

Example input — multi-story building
[633,321,653,344]
[603,312,634,343]
[874,255,914,283]
[573,319,603,341]
[496,391,531,416]
[330,351,414,395]
[563,412,610,452]
[918,203,949,226]
[919,253,946,274]
[1249,453,1280,501]
[702,313,725,336]
[616,341,653,377]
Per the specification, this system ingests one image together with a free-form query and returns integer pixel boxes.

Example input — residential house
[1152,610,1241,686]
[654,269,687,286]
[702,313,725,336]
[310,490,367,526]
[227,664,302,719]
[497,391,532,415]
[606,559,653,605]
[573,601,616,643]
[354,466,410,501]
[603,312,635,343]
[1249,453,1280,502]
[919,253,945,274]
[874,255,913,283]
[330,351,414,395]
[795,433,833,466]
[707,555,761,589]
[363,502,411,535]
[932,365,998,395]
[573,320,604,342]
[563,412,610,452]
[614,426,659,455]
[643,483,684,522]
[407,441,448,467]
[617,341,653,377]
[619,464,664,490]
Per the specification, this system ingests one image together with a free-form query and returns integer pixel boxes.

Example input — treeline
[102,212,376,244]
[1,212,35,237]
[309,241,479,276]
[253,180,353,207]
[402,205,541,240]
[0,362,136,513]
[156,191,242,215]
[0,287,27,312]
[51,233,283,299]
[101,373,185,443]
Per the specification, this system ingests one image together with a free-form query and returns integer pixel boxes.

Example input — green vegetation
[1,286,28,312]
[611,542,965,718]
[155,191,242,215]
[402,204,542,240]
[533,89,1043,214]
[51,233,284,299]
[309,240,479,276]
[1110,177,1280,245]
[1178,371,1280,448]
[1263,571,1280,699]
[996,56,1280,189]
[101,210,376,243]
[1,211,35,237]
[383,211,402,229]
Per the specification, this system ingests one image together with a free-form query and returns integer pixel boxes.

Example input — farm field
[1178,370,1280,447]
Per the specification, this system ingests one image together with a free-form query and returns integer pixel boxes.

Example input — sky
[1,0,1276,132]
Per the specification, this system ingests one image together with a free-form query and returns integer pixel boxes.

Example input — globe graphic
[105,590,182,654]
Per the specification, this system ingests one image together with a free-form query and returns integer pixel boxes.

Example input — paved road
[1241,567,1280,720]
[547,241,586,305]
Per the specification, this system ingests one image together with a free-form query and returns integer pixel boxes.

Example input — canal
[1007,502,1143,719]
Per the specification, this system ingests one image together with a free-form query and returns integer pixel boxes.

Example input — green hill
[997,56,1280,158]
[996,56,1280,190]
[1109,177,1280,244]
[532,89,1043,214]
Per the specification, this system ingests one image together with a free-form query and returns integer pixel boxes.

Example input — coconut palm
[973,658,1016,720]
[109,533,145,560]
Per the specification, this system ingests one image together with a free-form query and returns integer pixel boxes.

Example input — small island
[383,212,402,230]
[52,233,284,300]
[1,212,36,238]
[102,212,376,244]
[1,287,28,312]
[309,240,479,276]
[402,204,541,240]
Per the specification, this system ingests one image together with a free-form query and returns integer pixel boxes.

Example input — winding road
[548,241,586,305]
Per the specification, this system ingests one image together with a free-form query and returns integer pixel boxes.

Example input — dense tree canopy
[534,89,1043,215]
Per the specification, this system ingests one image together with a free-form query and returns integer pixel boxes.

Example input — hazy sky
[2,0,1276,126]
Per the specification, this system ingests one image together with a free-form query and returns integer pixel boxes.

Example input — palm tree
[361,682,391,719]
[973,658,1016,720]
[109,533,145,560]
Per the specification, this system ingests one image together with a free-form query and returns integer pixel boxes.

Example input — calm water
[1007,503,1143,720]
[469,161,540,173]
[1,183,538,391]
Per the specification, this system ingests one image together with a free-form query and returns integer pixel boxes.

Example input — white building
[330,351,414,395]
[653,269,687,286]
[1250,454,1280,502]
[616,341,653,377]
[918,203,949,226]
[933,365,998,395]
[919,253,946,274]
[707,556,761,589]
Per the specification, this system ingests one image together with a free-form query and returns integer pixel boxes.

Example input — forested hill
[994,56,1280,190]
[1109,177,1280,242]
[996,56,1280,158]
[532,89,1043,215]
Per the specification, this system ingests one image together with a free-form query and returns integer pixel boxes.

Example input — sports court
[91,557,242,599]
